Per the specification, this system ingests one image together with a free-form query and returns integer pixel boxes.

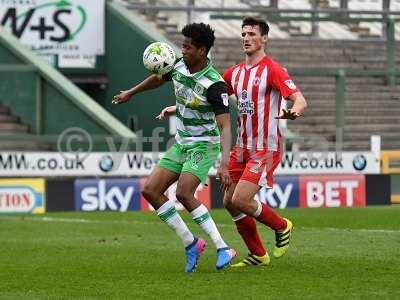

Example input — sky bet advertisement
[255,176,299,208]
[73,175,366,212]
[211,175,366,209]
[254,175,365,208]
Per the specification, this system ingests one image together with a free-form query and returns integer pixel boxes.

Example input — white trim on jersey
[230,66,241,90]
[245,66,259,150]
[236,67,246,148]
[257,66,269,150]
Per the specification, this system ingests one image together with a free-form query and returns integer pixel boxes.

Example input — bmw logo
[99,155,114,172]
[353,154,367,171]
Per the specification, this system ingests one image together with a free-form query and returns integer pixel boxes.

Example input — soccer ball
[143,42,176,75]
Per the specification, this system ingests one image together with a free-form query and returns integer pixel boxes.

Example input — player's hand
[216,163,231,192]
[112,90,132,105]
[275,108,300,120]
[156,106,176,120]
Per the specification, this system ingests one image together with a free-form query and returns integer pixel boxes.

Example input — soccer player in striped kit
[113,23,236,272]
[223,17,307,267]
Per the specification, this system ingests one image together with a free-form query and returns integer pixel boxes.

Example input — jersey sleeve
[223,67,234,96]
[162,72,172,81]
[207,82,230,115]
[269,62,299,99]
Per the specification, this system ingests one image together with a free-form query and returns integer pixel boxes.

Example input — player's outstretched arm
[156,105,176,120]
[112,74,166,105]
[216,113,232,191]
[276,92,307,120]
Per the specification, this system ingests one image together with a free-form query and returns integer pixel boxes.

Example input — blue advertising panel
[257,176,299,208]
[74,178,141,212]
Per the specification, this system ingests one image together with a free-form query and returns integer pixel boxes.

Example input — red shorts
[228,146,281,188]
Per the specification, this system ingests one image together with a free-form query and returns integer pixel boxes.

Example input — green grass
[1,207,400,299]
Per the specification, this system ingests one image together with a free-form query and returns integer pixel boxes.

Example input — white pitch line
[299,226,400,234]
[41,217,95,223]
[1,216,163,226]
[2,216,400,234]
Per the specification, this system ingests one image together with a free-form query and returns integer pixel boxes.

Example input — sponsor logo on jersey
[175,82,193,101]
[194,83,204,95]
[175,72,182,80]
[241,90,248,100]
[238,90,254,115]
[284,79,297,90]
[209,72,220,81]
[221,93,229,106]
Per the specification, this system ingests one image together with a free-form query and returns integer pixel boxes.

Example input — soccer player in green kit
[113,23,236,273]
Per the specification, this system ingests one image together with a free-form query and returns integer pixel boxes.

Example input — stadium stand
[0,105,50,150]
[122,0,400,150]
[212,38,400,150]
[2,0,398,151]
[0,25,136,151]
[123,0,400,39]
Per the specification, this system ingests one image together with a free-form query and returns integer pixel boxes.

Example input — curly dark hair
[242,17,269,36]
[181,23,215,54]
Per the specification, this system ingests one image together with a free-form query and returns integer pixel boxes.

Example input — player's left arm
[281,92,307,120]
[208,82,232,190]
[270,64,308,120]
[156,105,176,120]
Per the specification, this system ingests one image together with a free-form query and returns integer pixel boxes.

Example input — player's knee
[231,192,247,211]
[223,195,234,209]
[175,188,190,203]
[231,192,241,207]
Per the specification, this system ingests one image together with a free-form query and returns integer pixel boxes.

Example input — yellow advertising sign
[381,151,400,174]
[0,178,45,214]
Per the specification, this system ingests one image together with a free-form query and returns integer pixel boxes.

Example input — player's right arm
[222,66,235,96]
[112,74,166,105]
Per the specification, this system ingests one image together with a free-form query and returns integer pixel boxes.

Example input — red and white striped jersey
[223,55,299,151]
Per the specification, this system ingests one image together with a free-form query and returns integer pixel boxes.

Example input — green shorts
[158,142,220,183]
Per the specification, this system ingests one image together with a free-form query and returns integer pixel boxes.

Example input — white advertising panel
[0,151,380,177]
[0,0,105,64]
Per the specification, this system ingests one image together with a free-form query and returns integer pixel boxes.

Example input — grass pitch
[1,207,399,299]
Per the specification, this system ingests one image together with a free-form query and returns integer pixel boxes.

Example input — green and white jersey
[165,59,229,145]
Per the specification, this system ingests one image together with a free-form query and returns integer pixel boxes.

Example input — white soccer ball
[143,42,176,75]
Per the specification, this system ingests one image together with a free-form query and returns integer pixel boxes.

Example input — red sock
[235,215,266,257]
[256,203,286,231]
